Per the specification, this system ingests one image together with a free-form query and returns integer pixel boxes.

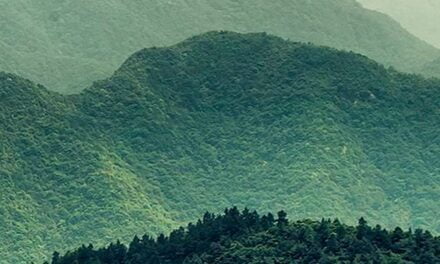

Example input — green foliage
[0,0,438,93]
[49,208,440,264]
[1,31,440,263]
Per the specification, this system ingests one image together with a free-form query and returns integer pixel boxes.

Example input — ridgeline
[0,0,439,93]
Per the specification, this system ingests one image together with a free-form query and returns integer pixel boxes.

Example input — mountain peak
[109,31,389,112]
[119,31,289,70]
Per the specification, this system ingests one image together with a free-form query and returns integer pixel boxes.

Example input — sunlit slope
[0,0,438,93]
[0,73,177,263]
[1,32,439,263]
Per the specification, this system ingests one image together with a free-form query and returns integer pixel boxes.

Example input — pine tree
[356,217,370,240]
[276,210,288,228]
[261,213,275,230]
[51,251,60,264]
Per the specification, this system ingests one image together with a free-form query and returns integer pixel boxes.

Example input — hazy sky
[358,0,440,48]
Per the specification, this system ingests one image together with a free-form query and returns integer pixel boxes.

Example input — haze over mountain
[2,32,440,263]
[358,0,440,49]
[357,0,440,78]
[0,0,439,93]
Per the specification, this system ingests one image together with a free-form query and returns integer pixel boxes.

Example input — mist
[358,0,440,48]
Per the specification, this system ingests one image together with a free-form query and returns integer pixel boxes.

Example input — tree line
[45,207,440,263]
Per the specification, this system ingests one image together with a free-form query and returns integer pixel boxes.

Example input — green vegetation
[1,31,440,263]
[1,0,439,93]
[48,208,440,263]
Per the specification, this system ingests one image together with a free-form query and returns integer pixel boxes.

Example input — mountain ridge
[1,0,439,93]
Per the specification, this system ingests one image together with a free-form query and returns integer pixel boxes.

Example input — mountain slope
[1,32,440,263]
[0,0,438,93]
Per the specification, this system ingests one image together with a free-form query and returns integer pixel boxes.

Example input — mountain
[357,0,440,49]
[1,0,439,93]
[2,31,440,263]
[46,208,440,264]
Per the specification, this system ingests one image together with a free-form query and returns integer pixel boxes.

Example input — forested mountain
[0,0,439,93]
[2,31,440,263]
[46,208,440,264]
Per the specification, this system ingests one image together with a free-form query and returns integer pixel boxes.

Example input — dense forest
[1,0,438,93]
[45,208,440,264]
[2,32,440,263]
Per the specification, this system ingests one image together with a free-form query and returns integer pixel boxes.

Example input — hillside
[0,0,439,93]
[46,208,440,264]
[1,32,440,263]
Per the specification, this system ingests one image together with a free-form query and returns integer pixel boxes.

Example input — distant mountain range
[358,0,440,49]
[0,0,439,93]
[2,31,439,263]
[358,0,440,78]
